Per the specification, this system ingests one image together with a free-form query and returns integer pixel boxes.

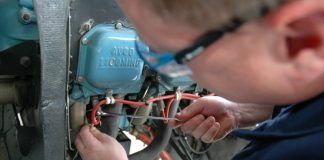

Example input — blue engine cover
[76,24,145,98]
[0,0,38,52]
[159,75,195,91]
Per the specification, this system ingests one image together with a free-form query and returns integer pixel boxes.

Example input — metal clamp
[175,87,182,101]
[105,96,115,105]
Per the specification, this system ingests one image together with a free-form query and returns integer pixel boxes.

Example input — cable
[164,98,175,120]
[91,100,107,125]
[115,99,145,106]
[163,95,201,122]
[147,95,176,103]
[91,93,205,125]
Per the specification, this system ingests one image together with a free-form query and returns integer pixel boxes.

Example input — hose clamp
[105,96,115,104]
[175,91,182,101]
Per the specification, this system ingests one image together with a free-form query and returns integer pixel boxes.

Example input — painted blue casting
[19,0,34,9]
[0,0,38,52]
[76,24,145,98]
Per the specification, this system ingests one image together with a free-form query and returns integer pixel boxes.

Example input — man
[75,0,324,159]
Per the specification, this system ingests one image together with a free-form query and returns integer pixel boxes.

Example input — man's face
[118,0,324,105]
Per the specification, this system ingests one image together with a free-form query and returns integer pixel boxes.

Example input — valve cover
[76,24,145,97]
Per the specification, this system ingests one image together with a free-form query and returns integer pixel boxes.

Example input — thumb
[90,126,112,143]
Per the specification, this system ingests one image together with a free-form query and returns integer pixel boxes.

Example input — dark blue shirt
[232,94,324,160]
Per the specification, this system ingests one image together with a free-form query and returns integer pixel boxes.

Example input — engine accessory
[0,81,17,104]
[132,102,153,126]
[70,101,87,132]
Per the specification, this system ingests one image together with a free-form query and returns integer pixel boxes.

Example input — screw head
[77,76,84,83]
[156,76,161,82]
[115,22,123,29]
[22,13,31,21]
[81,38,89,45]
[20,56,31,68]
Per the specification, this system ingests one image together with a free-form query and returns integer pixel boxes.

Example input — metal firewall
[76,24,145,98]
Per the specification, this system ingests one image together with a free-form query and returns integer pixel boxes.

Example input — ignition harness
[91,93,206,125]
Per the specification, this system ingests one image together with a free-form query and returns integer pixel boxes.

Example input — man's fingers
[214,123,234,140]
[169,113,184,128]
[90,126,112,143]
[169,120,182,128]
[181,114,205,133]
[192,116,215,139]
[177,101,204,122]
[201,122,220,143]
[78,125,99,147]
[75,134,85,153]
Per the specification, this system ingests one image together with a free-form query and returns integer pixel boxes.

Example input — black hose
[100,95,124,138]
[129,98,180,160]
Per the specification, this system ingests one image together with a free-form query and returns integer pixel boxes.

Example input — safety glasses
[135,19,244,78]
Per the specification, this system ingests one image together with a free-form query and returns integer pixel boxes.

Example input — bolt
[143,65,150,75]
[22,13,31,21]
[84,24,91,31]
[156,76,161,82]
[81,38,89,45]
[79,19,94,35]
[77,76,84,83]
[20,12,31,24]
[115,22,123,29]
[20,56,31,68]
[106,89,113,97]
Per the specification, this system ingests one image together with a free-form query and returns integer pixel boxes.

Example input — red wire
[115,99,145,106]
[146,95,176,103]
[181,96,199,101]
[182,93,200,99]
[91,93,203,125]
[165,98,175,119]
[91,99,107,125]
[162,95,200,123]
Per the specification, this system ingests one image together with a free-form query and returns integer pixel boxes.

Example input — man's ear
[266,0,324,85]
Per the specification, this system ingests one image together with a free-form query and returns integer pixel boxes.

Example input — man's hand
[169,96,274,143]
[75,125,128,160]
[170,96,239,143]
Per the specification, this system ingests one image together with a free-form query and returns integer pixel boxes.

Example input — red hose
[160,151,173,160]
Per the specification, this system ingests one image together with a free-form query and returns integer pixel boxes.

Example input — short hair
[145,0,282,32]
